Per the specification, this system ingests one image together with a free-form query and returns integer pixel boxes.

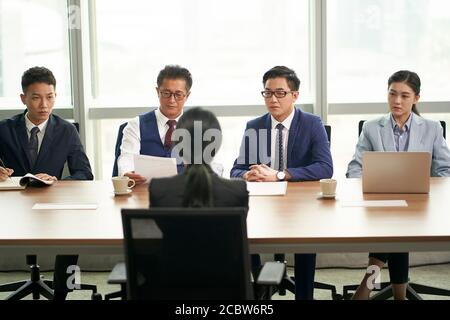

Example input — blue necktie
[29,126,40,168]
[275,123,284,171]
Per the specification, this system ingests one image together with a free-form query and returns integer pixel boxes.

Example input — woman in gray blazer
[346,70,450,300]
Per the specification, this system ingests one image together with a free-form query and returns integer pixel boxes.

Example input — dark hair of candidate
[388,70,421,116]
[157,65,193,92]
[175,108,222,208]
[263,66,301,91]
[21,66,56,93]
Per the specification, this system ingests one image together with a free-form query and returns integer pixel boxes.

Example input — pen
[0,158,12,180]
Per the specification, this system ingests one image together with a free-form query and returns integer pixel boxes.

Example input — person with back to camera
[347,70,450,300]
[148,107,248,219]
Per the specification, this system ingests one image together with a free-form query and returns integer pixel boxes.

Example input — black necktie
[164,120,177,149]
[275,123,284,171]
[29,126,40,168]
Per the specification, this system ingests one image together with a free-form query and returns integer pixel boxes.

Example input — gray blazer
[346,113,450,178]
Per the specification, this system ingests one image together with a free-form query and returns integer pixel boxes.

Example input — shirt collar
[25,112,49,133]
[271,108,295,130]
[390,112,413,132]
[155,108,183,127]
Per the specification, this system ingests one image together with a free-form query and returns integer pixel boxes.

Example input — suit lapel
[408,114,424,151]
[16,115,32,170]
[263,114,272,164]
[287,108,300,164]
[379,115,396,151]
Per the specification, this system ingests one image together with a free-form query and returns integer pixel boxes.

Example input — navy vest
[139,111,183,173]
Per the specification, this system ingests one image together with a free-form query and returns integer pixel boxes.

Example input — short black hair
[157,65,192,92]
[263,66,300,91]
[21,67,56,93]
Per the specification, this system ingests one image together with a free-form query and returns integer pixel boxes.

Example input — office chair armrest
[256,261,285,286]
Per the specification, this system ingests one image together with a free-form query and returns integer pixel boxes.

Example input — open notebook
[0,173,55,190]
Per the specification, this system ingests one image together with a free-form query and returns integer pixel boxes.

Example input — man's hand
[0,167,13,181]
[124,171,147,185]
[34,173,58,182]
[243,164,278,182]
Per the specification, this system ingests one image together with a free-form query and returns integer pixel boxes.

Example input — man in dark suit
[0,67,93,181]
[230,66,333,300]
[118,65,191,184]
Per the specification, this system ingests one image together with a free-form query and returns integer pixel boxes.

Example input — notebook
[0,177,26,190]
[362,152,431,193]
[0,173,55,190]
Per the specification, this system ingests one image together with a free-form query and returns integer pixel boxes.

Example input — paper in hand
[134,154,177,183]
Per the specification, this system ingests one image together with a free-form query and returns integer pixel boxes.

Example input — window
[94,0,312,107]
[0,0,72,108]
[328,0,450,103]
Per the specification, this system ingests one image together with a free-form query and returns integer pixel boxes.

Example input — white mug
[320,178,337,196]
[112,176,136,194]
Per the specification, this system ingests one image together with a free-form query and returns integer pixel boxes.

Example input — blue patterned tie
[29,126,40,168]
[275,123,284,171]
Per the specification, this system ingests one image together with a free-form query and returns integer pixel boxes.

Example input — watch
[276,171,286,181]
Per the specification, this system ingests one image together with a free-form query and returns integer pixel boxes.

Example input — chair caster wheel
[343,293,353,300]
[91,293,102,300]
[332,293,343,300]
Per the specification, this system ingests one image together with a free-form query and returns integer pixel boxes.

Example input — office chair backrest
[122,207,253,300]
[440,121,446,139]
[72,122,80,133]
[359,120,446,139]
[112,122,128,177]
[324,125,331,145]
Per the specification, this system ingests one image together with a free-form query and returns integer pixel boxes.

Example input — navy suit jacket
[230,108,333,181]
[0,112,93,180]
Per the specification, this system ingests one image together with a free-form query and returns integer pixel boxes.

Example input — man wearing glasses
[118,65,191,184]
[231,66,333,300]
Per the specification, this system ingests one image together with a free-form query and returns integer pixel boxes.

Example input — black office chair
[112,122,128,177]
[120,208,284,300]
[72,122,80,133]
[343,119,450,300]
[0,255,101,300]
[273,124,341,300]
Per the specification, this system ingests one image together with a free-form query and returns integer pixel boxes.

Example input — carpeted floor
[1,263,449,300]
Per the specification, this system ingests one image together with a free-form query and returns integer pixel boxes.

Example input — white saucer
[114,189,132,196]
[318,192,336,199]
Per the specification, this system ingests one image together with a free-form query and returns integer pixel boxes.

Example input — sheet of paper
[20,173,55,186]
[134,154,177,183]
[247,181,287,196]
[340,200,408,207]
[32,203,98,210]
[0,177,26,190]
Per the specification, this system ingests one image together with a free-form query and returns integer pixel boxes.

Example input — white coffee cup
[112,176,136,194]
[320,178,337,196]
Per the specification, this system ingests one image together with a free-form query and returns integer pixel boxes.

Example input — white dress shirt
[25,113,49,154]
[270,109,295,171]
[118,108,182,176]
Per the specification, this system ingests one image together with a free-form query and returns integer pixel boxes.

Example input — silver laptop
[362,152,431,193]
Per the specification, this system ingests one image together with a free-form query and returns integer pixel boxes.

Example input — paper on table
[134,154,177,183]
[246,181,287,196]
[0,177,26,190]
[340,200,408,207]
[32,203,98,210]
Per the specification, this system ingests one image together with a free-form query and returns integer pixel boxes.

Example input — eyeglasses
[159,90,187,101]
[261,90,296,99]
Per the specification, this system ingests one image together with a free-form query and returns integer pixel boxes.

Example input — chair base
[0,278,54,300]
[343,281,450,300]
